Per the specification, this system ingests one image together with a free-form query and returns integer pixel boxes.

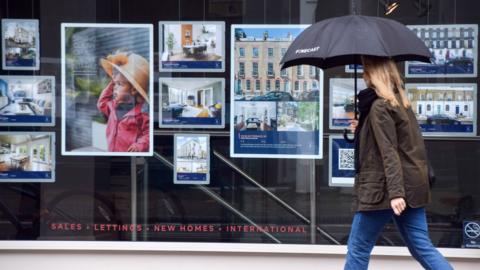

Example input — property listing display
[174,134,210,184]
[0,132,55,183]
[159,21,225,72]
[329,78,366,130]
[1,19,40,70]
[405,83,477,136]
[406,24,478,77]
[0,76,55,126]
[345,64,363,73]
[231,25,323,159]
[159,78,225,128]
[61,23,154,156]
[328,135,355,187]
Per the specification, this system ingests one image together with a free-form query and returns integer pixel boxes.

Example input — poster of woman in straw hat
[61,23,153,156]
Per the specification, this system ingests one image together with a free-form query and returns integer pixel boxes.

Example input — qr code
[338,149,355,170]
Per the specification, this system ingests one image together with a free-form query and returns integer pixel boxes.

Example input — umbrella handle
[343,128,355,143]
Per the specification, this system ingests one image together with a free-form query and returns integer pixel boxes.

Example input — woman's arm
[369,100,405,201]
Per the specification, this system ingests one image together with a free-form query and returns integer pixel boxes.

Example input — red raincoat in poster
[97,83,149,152]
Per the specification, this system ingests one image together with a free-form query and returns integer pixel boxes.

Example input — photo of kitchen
[160,78,224,128]
[0,76,54,126]
[0,132,54,182]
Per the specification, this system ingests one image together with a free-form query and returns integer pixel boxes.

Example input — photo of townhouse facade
[2,19,40,70]
[233,26,319,101]
[406,83,477,136]
[177,137,208,160]
[406,24,478,77]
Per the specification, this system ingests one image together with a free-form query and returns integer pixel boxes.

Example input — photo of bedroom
[0,76,54,126]
[0,132,54,182]
[160,78,224,128]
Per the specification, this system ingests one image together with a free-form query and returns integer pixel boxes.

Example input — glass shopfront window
[0,0,479,252]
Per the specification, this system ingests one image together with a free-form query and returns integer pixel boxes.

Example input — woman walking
[344,56,453,270]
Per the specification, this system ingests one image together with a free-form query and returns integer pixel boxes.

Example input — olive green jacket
[353,95,431,211]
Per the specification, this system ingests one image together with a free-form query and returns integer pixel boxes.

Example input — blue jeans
[344,207,453,270]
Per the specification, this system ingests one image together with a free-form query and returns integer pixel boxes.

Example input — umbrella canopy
[280,15,432,69]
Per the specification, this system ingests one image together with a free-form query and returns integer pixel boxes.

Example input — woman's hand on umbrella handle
[391,197,406,216]
[349,119,358,133]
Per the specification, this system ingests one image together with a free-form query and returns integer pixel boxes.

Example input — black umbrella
[280,15,432,140]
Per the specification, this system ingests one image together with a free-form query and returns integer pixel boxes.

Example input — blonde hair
[361,56,410,108]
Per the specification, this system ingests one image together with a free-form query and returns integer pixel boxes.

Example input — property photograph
[277,102,319,132]
[160,21,225,72]
[0,132,54,182]
[2,19,39,70]
[159,78,224,128]
[232,25,321,102]
[174,134,210,184]
[406,24,478,77]
[0,76,54,126]
[176,161,208,174]
[406,83,477,136]
[329,78,366,130]
[234,101,276,131]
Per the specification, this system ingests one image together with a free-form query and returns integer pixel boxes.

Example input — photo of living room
[0,76,54,126]
[160,21,224,71]
[0,132,54,182]
[160,78,224,128]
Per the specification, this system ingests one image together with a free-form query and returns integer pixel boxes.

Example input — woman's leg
[393,207,453,270]
[344,209,393,270]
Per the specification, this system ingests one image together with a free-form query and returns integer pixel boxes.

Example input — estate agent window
[0,0,478,254]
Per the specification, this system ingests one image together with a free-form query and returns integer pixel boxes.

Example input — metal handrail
[213,150,340,245]
[152,152,281,244]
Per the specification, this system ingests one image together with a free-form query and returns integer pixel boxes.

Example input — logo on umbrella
[295,46,320,54]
